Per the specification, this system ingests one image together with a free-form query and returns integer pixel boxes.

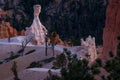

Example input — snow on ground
[0,36,90,62]
[0,38,87,61]
[0,36,76,53]
[0,36,25,43]
[54,45,65,52]
[0,36,94,80]
[0,36,34,46]
[6,68,61,80]
[28,68,60,73]
[0,45,61,80]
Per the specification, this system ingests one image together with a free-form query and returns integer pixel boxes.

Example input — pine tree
[45,36,120,80]
[52,48,97,80]
[103,36,120,80]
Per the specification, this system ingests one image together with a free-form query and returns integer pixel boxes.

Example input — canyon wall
[103,0,120,58]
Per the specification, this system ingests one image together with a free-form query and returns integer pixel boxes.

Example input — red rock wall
[103,0,120,58]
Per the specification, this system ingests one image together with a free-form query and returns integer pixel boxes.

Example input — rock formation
[49,32,74,46]
[0,21,17,39]
[49,32,64,46]
[25,5,47,45]
[0,8,25,39]
[80,35,97,62]
[103,0,120,58]
[17,30,25,36]
[0,20,25,39]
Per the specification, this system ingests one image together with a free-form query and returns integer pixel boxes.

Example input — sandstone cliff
[103,0,120,59]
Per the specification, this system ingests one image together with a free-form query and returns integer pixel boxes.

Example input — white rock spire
[25,5,47,45]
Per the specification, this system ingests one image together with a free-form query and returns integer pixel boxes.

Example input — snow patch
[28,68,60,73]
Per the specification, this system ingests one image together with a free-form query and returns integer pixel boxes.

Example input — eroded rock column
[25,5,47,45]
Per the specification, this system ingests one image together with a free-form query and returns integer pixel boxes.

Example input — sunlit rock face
[49,32,64,46]
[0,8,25,39]
[49,32,73,46]
[80,35,97,62]
[0,21,17,38]
[17,30,25,36]
[103,0,120,59]
[25,5,47,45]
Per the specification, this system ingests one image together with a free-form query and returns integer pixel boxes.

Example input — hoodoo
[25,5,47,45]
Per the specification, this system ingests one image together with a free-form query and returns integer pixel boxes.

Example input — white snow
[0,36,25,42]
[0,36,34,46]
[54,45,65,52]
[28,68,60,73]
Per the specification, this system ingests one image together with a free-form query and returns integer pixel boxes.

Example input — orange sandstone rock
[49,32,64,46]
[49,32,73,46]
[0,21,24,39]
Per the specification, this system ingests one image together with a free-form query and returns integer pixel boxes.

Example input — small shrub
[92,68,100,75]
[53,53,67,69]
[27,61,42,68]
[95,58,102,67]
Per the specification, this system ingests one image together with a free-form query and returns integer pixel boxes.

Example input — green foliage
[104,58,120,80]
[103,38,120,80]
[27,57,54,68]
[90,58,101,75]
[92,68,100,75]
[27,61,42,68]
[45,38,120,80]
[52,49,96,80]
[53,53,67,69]
[60,58,95,80]
[45,36,120,80]
[95,58,102,67]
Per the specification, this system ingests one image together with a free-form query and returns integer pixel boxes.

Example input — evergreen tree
[103,36,120,80]
[45,36,120,80]
[51,48,98,80]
